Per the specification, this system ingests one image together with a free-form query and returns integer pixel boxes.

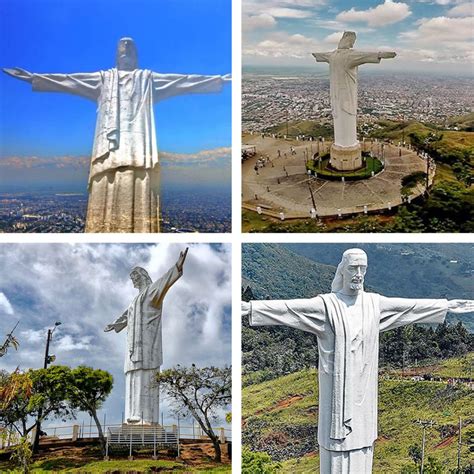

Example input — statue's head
[338,31,356,50]
[116,37,138,71]
[331,248,367,294]
[130,266,152,290]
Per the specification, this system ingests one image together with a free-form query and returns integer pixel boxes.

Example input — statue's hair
[331,248,367,292]
[338,31,356,49]
[130,266,152,285]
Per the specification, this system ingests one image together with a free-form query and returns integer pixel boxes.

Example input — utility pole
[414,419,436,473]
[457,416,462,472]
[32,321,61,453]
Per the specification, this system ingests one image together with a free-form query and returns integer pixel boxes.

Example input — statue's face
[116,37,138,71]
[342,253,367,293]
[130,271,147,290]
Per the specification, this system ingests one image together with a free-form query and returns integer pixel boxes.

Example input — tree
[0,366,71,438]
[158,365,231,462]
[66,366,113,455]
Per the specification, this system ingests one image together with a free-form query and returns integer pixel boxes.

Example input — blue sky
[0,0,231,187]
[0,243,232,427]
[243,0,473,75]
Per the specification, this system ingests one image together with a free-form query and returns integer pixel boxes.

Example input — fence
[0,421,231,450]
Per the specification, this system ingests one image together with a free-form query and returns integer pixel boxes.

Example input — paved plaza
[242,134,433,219]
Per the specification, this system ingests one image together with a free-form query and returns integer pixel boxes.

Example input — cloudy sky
[0,0,231,190]
[0,243,231,428]
[243,0,473,74]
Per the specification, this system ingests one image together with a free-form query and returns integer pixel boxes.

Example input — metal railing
[0,421,231,449]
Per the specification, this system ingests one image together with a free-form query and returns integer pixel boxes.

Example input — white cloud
[324,32,344,44]
[400,16,473,43]
[397,16,474,63]
[447,3,472,17]
[244,31,328,59]
[243,0,326,19]
[0,292,14,315]
[337,0,411,27]
[266,7,314,18]
[243,13,277,31]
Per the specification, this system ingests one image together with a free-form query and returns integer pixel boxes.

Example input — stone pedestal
[330,142,362,171]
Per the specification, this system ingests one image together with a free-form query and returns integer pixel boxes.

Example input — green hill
[242,355,474,473]
[264,120,333,139]
[447,112,474,132]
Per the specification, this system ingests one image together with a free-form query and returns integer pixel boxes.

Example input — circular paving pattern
[242,135,434,219]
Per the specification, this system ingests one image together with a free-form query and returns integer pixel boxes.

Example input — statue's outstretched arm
[312,53,331,63]
[149,248,189,307]
[104,310,128,333]
[447,299,474,313]
[152,72,230,102]
[246,297,326,336]
[350,51,396,67]
[3,67,33,83]
[3,68,102,101]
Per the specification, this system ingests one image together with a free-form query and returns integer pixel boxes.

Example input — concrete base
[330,143,362,171]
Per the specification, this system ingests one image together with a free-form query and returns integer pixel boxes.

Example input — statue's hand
[448,299,474,314]
[222,74,232,82]
[379,52,396,59]
[3,67,33,83]
[241,301,250,317]
[176,247,189,272]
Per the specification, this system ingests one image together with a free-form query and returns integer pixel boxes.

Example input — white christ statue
[312,31,395,171]
[105,248,188,425]
[4,38,230,233]
[241,248,473,473]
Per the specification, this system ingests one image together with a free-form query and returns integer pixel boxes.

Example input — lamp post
[32,321,61,453]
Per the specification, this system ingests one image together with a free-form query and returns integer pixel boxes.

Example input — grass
[265,120,333,139]
[0,458,231,473]
[242,354,474,472]
[306,156,383,180]
[242,209,394,233]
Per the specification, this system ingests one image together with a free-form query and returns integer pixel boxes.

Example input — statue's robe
[31,70,227,232]
[109,263,182,424]
[249,292,448,474]
[313,51,381,147]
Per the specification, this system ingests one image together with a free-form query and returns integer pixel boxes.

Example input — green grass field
[0,457,231,473]
[242,355,474,473]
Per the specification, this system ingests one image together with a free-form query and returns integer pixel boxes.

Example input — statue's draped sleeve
[349,52,382,68]
[249,297,326,336]
[149,264,183,308]
[313,52,331,63]
[108,311,128,333]
[31,72,102,101]
[378,296,448,332]
[152,73,226,103]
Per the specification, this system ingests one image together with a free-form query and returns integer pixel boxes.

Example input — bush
[242,446,281,473]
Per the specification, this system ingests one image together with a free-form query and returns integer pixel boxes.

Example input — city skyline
[243,0,473,75]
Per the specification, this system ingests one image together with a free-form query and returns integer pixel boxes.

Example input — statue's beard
[350,276,364,291]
